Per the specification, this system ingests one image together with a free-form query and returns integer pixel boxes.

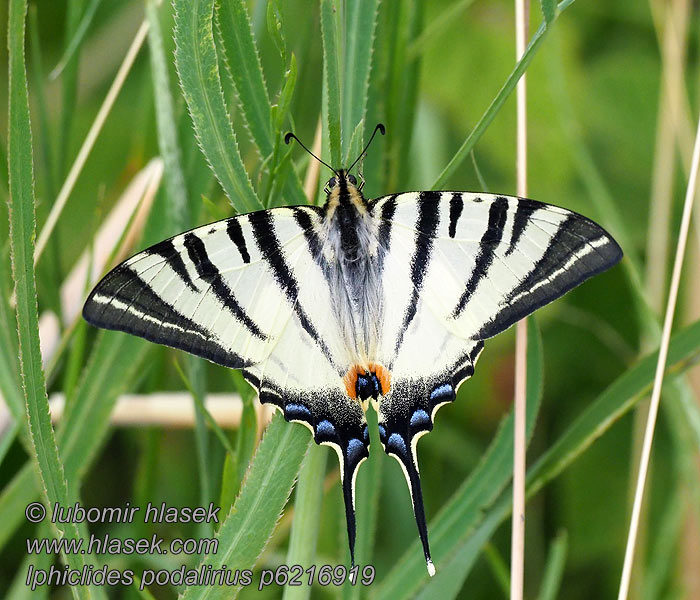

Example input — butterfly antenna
[347,123,386,173]
[284,132,339,175]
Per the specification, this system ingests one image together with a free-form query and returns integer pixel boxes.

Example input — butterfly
[83,124,622,575]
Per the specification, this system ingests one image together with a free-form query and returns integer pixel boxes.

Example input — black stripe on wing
[226,218,251,263]
[83,265,247,368]
[393,191,441,355]
[505,197,539,256]
[182,232,267,340]
[249,210,338,370]
[476,213,622,339]
[448,193,463,238]
[147,239,197,292]
[453,196,509,317]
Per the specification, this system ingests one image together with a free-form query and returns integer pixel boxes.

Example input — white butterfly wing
[83,203,371,561]
[84,206,343,368]
[367,191,621,569]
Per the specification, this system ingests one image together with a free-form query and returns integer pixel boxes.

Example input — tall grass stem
[617,108,700,600]
[511,1,529,599]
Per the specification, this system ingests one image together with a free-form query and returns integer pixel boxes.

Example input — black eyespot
[348,174,357,185]
[327,177,337,188]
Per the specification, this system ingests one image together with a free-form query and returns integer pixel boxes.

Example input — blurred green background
[1,0,699,598]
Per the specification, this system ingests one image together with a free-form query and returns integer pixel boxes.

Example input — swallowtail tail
[83,125,622,575]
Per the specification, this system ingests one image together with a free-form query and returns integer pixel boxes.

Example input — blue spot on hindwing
[346,438,365,464]
[387,433,407,456]
[315,420,336,440]
[430,383,455,404]
[410,409,431,429]
[284,403,312,421]
[378,425,387,443]
[362,425,370,443]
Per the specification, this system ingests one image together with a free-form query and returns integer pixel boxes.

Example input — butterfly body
[84,159,622,576]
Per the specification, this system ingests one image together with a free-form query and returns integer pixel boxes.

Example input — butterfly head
[324,169,362,195]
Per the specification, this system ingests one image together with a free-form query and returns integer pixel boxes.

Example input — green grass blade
[483,544,510,598]
[146,0,190,230]
[215,0,273,157]
[56,0,82,176]
[536,531,568,600]
[345,120,366,172]
[266,0,286,65]
[49,0,103,80]
[0,245,22,419]
[373,320,543,600]
[181,415,311,600]
[382,0,423,189]
[416,492,511,600]
[320,0,341,166]
[431,0,577,189]
[282,444,327,600]
[7,1,90,596]
[28,6,57,199]
[342,0,379,161]
[541,0,557,24]
[173,0,262,213]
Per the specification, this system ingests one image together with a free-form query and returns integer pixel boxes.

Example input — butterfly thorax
[323,172,383,363]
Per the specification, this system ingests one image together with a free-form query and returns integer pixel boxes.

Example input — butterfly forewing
[84,207,324,369]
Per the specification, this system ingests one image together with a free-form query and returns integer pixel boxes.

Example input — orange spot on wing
[344,362,392,400]
[344,365,361,400]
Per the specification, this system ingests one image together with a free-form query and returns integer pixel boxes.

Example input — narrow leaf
[431,0,577,188]
[146,0,190,230]
[7,1,90,597]
[49,0,103,79]
[342,0,380,161]
[215,0,274,157]
[541,0,556,24]
[536,531,568,600]
[181,415,311,600]
[173,0,262,213]
[320,0,342,166]
[283,444,328,600]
